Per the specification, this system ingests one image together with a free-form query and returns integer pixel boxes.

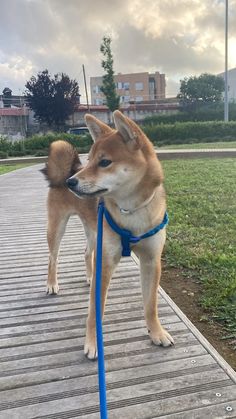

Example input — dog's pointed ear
[113,110,142,148]
[85,114,113,142]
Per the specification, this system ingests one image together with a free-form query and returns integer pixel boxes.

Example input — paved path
[0,165,235,418]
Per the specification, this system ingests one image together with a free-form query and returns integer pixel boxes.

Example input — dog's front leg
[84,249,120,360]
[139,250,174,347]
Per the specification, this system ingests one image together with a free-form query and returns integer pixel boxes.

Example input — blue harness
[102,202,169,257]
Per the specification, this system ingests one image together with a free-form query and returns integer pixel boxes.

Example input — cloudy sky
[0,0,236,101]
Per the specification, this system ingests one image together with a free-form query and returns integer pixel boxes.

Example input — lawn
[163,158,236,337]
[0,164,32,175]
[160,140,236,149]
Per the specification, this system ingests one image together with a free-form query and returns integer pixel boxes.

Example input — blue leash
[95,199,108,419]
[95,199,168,418]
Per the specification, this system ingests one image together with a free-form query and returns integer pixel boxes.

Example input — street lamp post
[224,0,229,122]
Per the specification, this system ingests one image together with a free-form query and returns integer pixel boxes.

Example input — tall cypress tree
[100,36,120,112]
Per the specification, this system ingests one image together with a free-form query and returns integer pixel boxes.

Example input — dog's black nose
[66,177,78,188]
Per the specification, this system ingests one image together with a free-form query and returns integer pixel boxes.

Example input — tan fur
[43,111,174,360]
[41,140,82,187]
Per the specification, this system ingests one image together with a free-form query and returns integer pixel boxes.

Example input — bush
[0,133,93,157]
[0,137,10,152]
[1,122,236,156]
[142,121,236,146]
[0,151,8,159]
[142,103,236,125]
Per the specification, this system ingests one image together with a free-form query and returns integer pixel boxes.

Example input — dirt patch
[161,265,236,371]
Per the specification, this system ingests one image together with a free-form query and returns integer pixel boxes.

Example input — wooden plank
[0,354,217,404]
[0,369,229,418]
[0,321,186,351]
[157,399,236,419]
[83,387,236,419]
[0,344,207,392]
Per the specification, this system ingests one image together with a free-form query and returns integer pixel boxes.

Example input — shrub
[1,122,236,156]
[0,133,93,157]
[0,151,8,159]
[142,103,236,125]
[142,121,236,146]
[0,137,11,153]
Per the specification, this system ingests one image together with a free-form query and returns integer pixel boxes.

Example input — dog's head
[66,110,163,200]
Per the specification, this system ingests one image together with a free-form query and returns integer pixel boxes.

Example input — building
[90,71,166,106]
[0,107,29,138]
[218,67,236,101]
[67,100,179,127]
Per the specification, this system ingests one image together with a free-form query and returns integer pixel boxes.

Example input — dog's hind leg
[47,195,70,295]
[85,244,94,285]
[139,250,174,347]
[82,224,96,286]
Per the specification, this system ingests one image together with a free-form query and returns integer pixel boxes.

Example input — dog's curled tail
[41,140,82,187]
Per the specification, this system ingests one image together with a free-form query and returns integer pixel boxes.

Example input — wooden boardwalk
[0,164,235,419]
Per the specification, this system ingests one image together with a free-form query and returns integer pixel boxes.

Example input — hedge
[142,103,236,125]
[142,121,236,146]
[1,121,236,158]
[0,133,93,158]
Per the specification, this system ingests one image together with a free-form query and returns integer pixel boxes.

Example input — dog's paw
[46,283,59,295]
[149,327,174,347]
[84,336,97,360]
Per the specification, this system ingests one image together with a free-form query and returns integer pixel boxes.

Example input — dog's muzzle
[66,177,108,197]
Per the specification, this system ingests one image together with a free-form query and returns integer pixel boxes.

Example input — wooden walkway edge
[0,164,235,419]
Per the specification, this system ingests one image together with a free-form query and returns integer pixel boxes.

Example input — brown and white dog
[42,110,174,360]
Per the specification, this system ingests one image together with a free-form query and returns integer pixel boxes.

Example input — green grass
[0,164,32,175]
[160,141,236,149]
[163,158,236,336]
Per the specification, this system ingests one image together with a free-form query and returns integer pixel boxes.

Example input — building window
[135,82,143,91]
[117,82,130,90]
[93,85,101,94]
[95,98,103,105]
[135,96,143,102]
[124,95,130,103]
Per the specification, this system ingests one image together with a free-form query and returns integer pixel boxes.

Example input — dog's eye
[98,159,112,168]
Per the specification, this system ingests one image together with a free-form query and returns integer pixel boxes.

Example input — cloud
[115,24,223,76]
[0,0,235,98]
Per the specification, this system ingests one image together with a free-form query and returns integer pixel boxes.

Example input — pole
[224,0,229,122]
[82,64,90,112]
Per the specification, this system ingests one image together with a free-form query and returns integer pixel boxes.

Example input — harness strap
[102,203,169,257]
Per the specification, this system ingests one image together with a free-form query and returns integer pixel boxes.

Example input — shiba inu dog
[42,110,174,360]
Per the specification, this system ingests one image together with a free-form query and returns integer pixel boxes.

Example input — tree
[177,73,225,109]
[2,87,12,108]
[25,70,79,130]
[100,36,120,112]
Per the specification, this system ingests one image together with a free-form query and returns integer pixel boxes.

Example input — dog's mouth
[66,177,108,198]
[68,186,108,198]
